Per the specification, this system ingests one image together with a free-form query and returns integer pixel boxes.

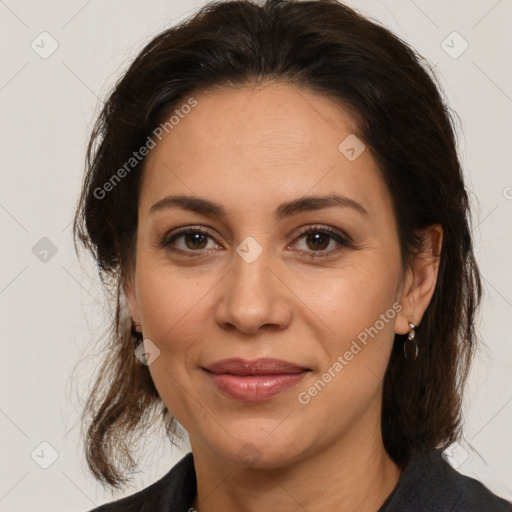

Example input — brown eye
[305,232,331,251]
[160,227,221,255]
[290,225,353,259]
[184,232,208,250]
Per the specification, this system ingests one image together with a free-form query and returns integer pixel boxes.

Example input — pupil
[186,233,207,249]
[307,232,329,250]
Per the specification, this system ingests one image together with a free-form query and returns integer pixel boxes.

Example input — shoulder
[383,449,512,512]
[87,452,196,512]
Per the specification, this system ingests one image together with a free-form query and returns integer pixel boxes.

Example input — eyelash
[293,225,353,258]
[159,224,353,259]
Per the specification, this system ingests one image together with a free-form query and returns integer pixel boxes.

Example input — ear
[395,224,443,335]
[123,274,140,325]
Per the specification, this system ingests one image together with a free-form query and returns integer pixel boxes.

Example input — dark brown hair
[74,0,482,488]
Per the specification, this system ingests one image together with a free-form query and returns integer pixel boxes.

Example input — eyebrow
[149,193,368,219]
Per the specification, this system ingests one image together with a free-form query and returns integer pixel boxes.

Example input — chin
[209,428,310,470]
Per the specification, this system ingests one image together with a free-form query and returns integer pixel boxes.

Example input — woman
[73,0,512,510]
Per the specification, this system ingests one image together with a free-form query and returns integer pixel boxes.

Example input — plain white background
[1,1,511,510]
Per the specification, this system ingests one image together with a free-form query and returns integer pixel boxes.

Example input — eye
[160,226,222,255]
[290,225,352,258]
[159,224,352,259]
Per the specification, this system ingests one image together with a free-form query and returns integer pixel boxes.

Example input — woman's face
[126,83,415,468]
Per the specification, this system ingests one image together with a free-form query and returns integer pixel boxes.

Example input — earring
[131,321,143,345]
[403,322,418,361]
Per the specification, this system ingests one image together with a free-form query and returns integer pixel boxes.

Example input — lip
[203,358,310,402]
[204,357,309,375]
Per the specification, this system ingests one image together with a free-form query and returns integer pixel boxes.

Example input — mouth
[202,358,311,401]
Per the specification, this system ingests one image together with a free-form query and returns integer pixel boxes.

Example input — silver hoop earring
[403,323,418,361]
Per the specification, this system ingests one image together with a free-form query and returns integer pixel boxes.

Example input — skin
[125,83,442,512]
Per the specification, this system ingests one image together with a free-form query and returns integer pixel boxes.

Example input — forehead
[140,83,390,219]
[150,83,360,164]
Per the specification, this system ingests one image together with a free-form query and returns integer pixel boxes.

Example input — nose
[214,247,293,334]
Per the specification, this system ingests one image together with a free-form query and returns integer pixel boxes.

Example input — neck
[190,412,401,512]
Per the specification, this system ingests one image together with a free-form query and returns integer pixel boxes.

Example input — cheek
[292,254,402,332]
[293,268,402,424]
[135,259,217,345]
[292,257,403,403]
[134,263,213,427]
